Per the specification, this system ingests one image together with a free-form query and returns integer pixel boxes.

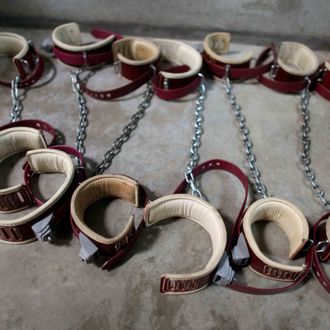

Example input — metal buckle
[114,60,122,74]
[316,240,329,253]
[31,213,55,242]
[163,77,169,89]
[231,232,250,266]
[270,63,279,79]
[79,232,99,263]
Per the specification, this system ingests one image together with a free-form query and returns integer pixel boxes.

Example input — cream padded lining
[243,197,309,273]
[326,216,330,240]
[154,39,202,79]
[71,174,140,244]
[0,32,28,63]
[277,42,319,76]
[112,38,159,66]
[144,194,226,281]
[0,149,75,226]
[203,32,252,65]
[0,127,47,163]
[52,22,115,52]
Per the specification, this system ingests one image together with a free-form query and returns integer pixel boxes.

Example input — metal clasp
[79,232,99,263]
[316,240,329,253]
[270,63,279,79]
[31,213,55,242]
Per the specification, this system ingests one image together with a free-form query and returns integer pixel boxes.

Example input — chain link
[184,74,206,198]
[222,75,268,198]
[71,69,154,175]
[300,81,330,211]
[71,70,89,155]
[10,76,24,122]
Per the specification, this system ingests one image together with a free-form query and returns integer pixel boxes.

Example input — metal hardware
[31,213,54,242]
[79,232,99,263]
[299,77,330,211]
[184,74,206,198]
[270,63,279,79]
[163,77,169,89]
[222,66,268,198]
[10,76,24,122]
[213,252,235,286]
[316,240,329,253]
[114,60,122,74]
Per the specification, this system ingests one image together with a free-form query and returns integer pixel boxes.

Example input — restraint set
[0,23,329,295]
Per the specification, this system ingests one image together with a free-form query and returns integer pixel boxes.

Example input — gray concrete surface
[0,1,330,49]
[0,27,329,330]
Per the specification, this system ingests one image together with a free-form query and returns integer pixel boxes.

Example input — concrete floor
[0,28,329,330]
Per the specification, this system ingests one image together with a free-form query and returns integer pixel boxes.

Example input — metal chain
[184,74,206,198]
[71,70,90,155]
[71,69,154,175]
[300,80,330,211]
[94,81,154,175]
[10,76,24,122]
[222,75,268,198]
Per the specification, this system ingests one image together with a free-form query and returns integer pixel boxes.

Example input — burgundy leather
[202,46,274,80]
[315,64,330,101]
[171,159,249,294]
[153,65,201,100]
[312,213,330,293]
[70,182,148,270]
[0,185,34,213]
[255,49,317,94]
[0,146,85,243]
[0,43,45,88]
[0,119,57,146]
[53,28,123,68]
[81,63,155,100]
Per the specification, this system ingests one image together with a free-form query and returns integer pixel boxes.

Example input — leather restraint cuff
[257,41,319,93]
[70,174,148,269]
[144,193,227,294]
[52,22,123,68]
[0,148,78,244]
[81,37,160,100]
[0,32,45,88]
[202,32,274,80]
[315,61,330,101]
[152,39,203,100]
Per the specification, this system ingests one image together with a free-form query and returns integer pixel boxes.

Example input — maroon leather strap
[0,119,57,146]
[70,183,148,269]
[153,65,201,100]
[312,213,330,293]
[170,159,249,294]
[53,29,123,68]
[202,46,274,80]
[0,185,34,212]
[0,146,85,243]
[81,63,155,100]
[315,65,330,101]
[0,43,45,88]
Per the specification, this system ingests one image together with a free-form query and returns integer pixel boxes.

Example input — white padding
[154,39,202,79]
[52,22,115,52]
[144,194,226,282]
[0,32,29,63]
[277,42,319,76]
[203,32,252,64]
[243,197,309,273]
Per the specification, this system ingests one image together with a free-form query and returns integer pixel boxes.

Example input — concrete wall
[0,0,329,48]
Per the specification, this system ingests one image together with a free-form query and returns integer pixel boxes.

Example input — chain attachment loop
[184,74,206,198]
[10,76,24,122]
[222,68,268,199]
[299,77,330,211]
